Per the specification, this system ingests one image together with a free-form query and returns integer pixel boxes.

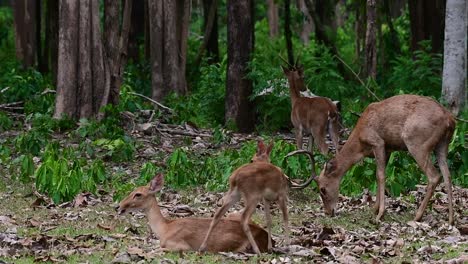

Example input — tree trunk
[284,0,294,65]
[47,0,59,85]
[408,0,446,53]
[128,0,145,63]
[202,0,219,62]
[225,0,255,132]
[149,0,166,100]
[54,0,79,119]
[36,0,46,73]
[298,0,314,44]
[104,0,120,106]
[55,0,112,120]
[149,0,188,101]
[442,0,467,115]
[364,0,377,79]
[354,0,366,63]
[11,0,37,68]
[266,0,279,38]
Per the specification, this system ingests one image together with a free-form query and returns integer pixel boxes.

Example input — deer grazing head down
[287,95,455,225]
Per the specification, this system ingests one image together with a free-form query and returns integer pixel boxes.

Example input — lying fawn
[282,65,341,154]
[118,173,270,252]
[289,95,455,225]
[200,140,290,254]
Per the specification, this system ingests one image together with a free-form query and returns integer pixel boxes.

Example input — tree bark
[128,0,145,62]
[149,0,188,101]
[266,0,279,38]
[55,0,114,120]
[442,0,467,115]
[201,0,219,62]
[11,0,37,68]
[408,0,446,53]
[48,0,59,84]
[364,0,377,79]
[54,0,78,119]
[298,0,314,44]
[225,0,255,132]
[149,0,166,100]
[284,0,294,65]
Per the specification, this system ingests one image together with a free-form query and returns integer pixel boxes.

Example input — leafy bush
[0,112,13,131]
[35,143,108,203]
[14,130,48,156]
[94,137,136,162]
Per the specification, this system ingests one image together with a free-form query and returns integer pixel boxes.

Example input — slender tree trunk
[225,0,255,132]
[364,0,377,79]
[149,0,166,101]
[48,0,59,84]
[442,0,467,115]
[177,0,190,93]
[298,0,314,44]
[11,0,37,68]
[202,0,219,62]
[284,0,294,65]
[128,0,144,62]
[266,0,279,38]
[36,0,46,73]
[354,1,366,63]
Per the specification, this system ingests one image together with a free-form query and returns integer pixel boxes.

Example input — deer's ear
[257,140,266,154]
[266,141,274,155]
[149,173,164,193]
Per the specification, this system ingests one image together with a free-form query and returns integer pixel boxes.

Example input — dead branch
[156,127,211,138]
[128,91,173,113]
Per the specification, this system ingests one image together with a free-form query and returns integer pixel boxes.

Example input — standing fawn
[118,173,270,252]
[288,95,455,225]
[200,140,290,254]
[282,65,341,154]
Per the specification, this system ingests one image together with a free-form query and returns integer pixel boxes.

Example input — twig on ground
[128,92,173,113]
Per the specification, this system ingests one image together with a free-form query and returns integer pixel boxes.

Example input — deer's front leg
[374,146,387,221]
[295,126,303,150]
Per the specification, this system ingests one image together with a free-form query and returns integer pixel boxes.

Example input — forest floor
[0,120,467,263]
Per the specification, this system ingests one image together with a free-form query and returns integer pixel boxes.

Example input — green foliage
[94,137,136,162]
[162,140,312,191]
[0,112,13,131]
[138,162,159,184]
[35,142,108,203]
[449,116,468,187]
[0,7,14,58]
[14,130,48,156]
[165,58,227,127]
[0,144,11,165]
[385,41,442,98]
[11,154,35,183]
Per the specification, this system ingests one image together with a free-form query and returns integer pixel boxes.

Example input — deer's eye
[133,193,142,198]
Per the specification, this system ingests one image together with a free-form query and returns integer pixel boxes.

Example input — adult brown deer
[282,65,342,154]
[287,95,455,225]
[118,173,270,252]
[200,140,290,254]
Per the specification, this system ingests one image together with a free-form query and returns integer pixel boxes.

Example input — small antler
[284,149,317,189]
[279,54,294,69]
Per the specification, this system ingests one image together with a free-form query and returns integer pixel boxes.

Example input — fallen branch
[455,117,468,123]
[157,127,212,138]
[128,92,173,113]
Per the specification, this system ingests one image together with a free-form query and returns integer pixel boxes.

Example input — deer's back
[229,162,288,199]
[354,95,455,151]
[164,218,269,252]
[291,97,338,130]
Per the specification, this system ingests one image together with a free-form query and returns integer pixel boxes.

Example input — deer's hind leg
[263,199,273,250]
[436,139,454,225]
[199,189,240,251]
[241,197,262,254]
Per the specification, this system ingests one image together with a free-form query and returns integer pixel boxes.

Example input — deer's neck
[145,197,169,237]
[334,135,365,179]
[288,81,301,104]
